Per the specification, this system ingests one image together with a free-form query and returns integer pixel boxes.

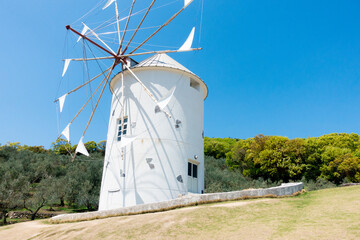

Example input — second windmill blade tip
[103,0,116,10]
[179,27,195,51]
[184,0,193,7]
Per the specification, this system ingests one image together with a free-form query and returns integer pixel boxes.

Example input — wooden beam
[118,0,136,55]
[129,0,194,54]
[66,25,118,58]
[64,56,115,62]
[122,0,156,54]
[122,48,202,58]
[54,67,112,103]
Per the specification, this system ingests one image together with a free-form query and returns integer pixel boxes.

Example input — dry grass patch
[1,186,360,240]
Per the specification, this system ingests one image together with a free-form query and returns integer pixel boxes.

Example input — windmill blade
[119,0,136,54]
[122,48,202,58]
[58,93,68,112]
[114,1,122,45]
[81,61,117,139]
[77,25,89,42]
[67,25,118,58]
[121,60,172,118]
[75,137,89,157]
[83,23,116,55]
[61,124,71,141]
[157,86,176,110]
[103,0,116,10]
[55,66,111,103]
[121,61,157,102]
[67,47,202,62]
[65,56,115,62]
[122,0,156,54]
[129,0,194,54]
[56,72,108,141]
[119,135,138,148]
[62,59,72,77]
[184,0,192,7]
[179,27,195,51]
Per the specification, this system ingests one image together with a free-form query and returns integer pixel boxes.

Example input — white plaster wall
[99,68,205,210]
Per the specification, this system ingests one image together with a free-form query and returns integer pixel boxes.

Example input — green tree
[51,138,72,155]
[22,178,53,220]
[0,164,27,224]
[97,140,106,155]
[320,153,360,184]
[204,137,237,159]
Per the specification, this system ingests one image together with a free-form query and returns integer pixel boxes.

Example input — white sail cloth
[157,86,176,110]
[62,59,71,77]
[61,124,70,141]
[103,0,116,10]
[77,25,89,42]
[58,93,68,112]
[179,27,195,51]
[119,135,138,148]
[76,137,89,156]
[184,0,192,7]
[82,23,116,54]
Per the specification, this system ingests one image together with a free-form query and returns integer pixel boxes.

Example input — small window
[117,116,128,141]
[188,162,192,176]
[193,165,198,178]
[188,162,198,178]
[190,78,200,91]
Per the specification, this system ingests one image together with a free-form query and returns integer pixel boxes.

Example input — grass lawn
[0,185,359,240]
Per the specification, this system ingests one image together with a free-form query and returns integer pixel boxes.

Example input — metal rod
[66,25,118,58]
[122,0,156,54]
[129,0,194,54]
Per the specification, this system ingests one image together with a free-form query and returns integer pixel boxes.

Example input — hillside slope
[0,186,359,240]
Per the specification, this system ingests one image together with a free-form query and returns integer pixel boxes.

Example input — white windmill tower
[55,0,206,210]
[98,53,207,209]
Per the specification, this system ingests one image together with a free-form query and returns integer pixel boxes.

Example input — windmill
[56,0,207,210]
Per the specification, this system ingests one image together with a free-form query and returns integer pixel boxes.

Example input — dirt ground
[0,186,359,240]
[0,199,275,240]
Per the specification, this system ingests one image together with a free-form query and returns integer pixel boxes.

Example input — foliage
[0,144,103,224]
[1,133,360,225]
[224,133,360,184]
[22,178,53,220]
[50,139,106,156]
[204,137,238,159]
[0,163,27,224]
[204,156,277,193]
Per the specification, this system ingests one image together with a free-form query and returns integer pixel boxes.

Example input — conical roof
[132,53,196,76]
[112,53,208,99]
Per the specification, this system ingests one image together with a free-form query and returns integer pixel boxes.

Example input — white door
[187,162,198,193]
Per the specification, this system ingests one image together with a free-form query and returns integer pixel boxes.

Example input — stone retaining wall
[9,211,58,219]
[50,182,303,223]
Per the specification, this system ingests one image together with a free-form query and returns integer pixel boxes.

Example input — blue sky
[1,0,360,148]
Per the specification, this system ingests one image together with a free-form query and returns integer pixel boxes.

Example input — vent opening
[190,78,200,91]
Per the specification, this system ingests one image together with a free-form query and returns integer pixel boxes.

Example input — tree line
[1,133,360,225]
[205,133,360,184]
[0,140,104,225]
